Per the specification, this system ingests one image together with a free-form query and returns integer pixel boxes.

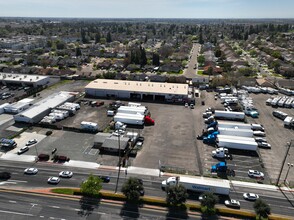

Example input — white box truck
[218,127,253,137]
[214,110,245,121]
[161,176,230,196]
[217,137,257,151]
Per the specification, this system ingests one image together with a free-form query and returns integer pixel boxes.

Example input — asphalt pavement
[0,160,293,217]
[0,189,201,220]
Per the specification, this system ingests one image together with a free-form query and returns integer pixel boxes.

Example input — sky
[0,0,293,19]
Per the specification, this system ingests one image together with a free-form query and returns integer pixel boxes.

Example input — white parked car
[17,146,29,155]
[59,171,73,178]
[48,177,60,184]
[224,199,240,208]
[253,131,266,137]
[243,193,259,201]
[24,168,38,175]
[248,170,264,179]
[257,142,271,149]
[26,139,38,146]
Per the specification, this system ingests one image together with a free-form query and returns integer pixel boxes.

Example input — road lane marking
[50,206,60,209]
[9,200,17,203]
[0,209,33,216]
[7,180,28,183]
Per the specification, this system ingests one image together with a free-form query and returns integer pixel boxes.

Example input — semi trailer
[217,137,257,151]
[161,176,230,195]
[214,110,245,121]
[218,127,253,137]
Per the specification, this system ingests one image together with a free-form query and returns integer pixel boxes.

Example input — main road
[0,189,202,219]
[0,160,293,217]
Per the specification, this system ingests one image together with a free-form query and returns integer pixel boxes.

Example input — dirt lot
[132,102,201,175]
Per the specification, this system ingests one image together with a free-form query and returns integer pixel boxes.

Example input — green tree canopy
[254,198,271,219]
[80,174,102,196]
[197,55,205,65]
[121,177,144,202]
[200,192,219,216]
[200,192,219,209]
[166,184,188,206]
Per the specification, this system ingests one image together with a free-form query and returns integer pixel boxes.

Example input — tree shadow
[166,205,188,220]
[120,201,140,219]
[200,213,219,220]
[77,195,101,217]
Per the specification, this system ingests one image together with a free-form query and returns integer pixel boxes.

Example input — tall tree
[200,192,219,216]
[140,47,147,66]
[75,47,82,57]
[166,184,188,206]
[121,177,144,202]
[95,32,101,44]
[152,53,160,66]
[106,32,112,43]
[80,174,102,196]
[254,199,271,219]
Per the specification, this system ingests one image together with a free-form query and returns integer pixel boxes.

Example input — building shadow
[120,201,140,219]
[77,195,101,217]
[166,205,188,220]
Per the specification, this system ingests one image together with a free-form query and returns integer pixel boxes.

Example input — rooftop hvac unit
[36,76,39,79]
[30,79,32,81]
[24,75,27,78]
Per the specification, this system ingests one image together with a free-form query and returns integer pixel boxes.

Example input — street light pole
[276,140,293,186]
[114,132,121,193]
[284,163,294,184]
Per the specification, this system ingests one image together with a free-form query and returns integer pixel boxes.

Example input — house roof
[85,79,189,96]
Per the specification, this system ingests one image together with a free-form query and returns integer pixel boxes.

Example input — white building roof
[85,79,189,96]
[0,73,49,83]
[15,91,74,120]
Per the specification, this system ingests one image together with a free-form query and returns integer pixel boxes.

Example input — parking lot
[246,93,294,184]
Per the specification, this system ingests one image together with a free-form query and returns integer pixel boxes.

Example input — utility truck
[161,176,230,195]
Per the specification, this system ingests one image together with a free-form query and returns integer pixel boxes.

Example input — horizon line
[1,16,294,20]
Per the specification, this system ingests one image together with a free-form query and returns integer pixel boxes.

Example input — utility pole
[276,140,293,186]
[114,133,121,193]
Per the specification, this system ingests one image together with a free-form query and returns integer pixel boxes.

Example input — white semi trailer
[114,114,145,125]
[214,110,245,121]
[217,135,256,142]
[217,137,257,151]
[161,176,230,195]
[214,121,264,131]
[117,106,146,115]
[218,127,253,137]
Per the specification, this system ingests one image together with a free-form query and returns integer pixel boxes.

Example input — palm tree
[254,199,271,219]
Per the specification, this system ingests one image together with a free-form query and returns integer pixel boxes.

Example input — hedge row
[50,188,291,220]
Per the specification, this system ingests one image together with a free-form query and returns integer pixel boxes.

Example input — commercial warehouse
[85,79,193,103]
[0,73,50,87]
[14,91,75,123]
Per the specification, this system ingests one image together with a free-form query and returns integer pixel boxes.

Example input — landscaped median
[50,188,291,220]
